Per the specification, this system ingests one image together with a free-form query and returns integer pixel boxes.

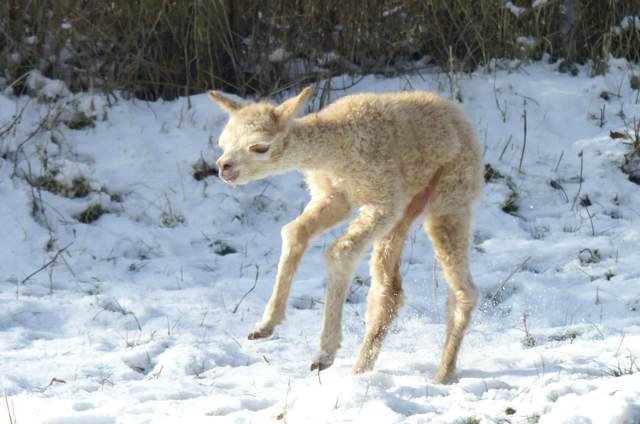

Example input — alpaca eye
[249,144,270,154]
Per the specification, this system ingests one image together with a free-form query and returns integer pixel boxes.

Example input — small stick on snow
[571,151,584,210]
[554,150,564,172]
[584,204,596,236]
[615,334,626,356]
[18,242,73,297]
[498,135,512,162]
[518,99,528,173]
[4,391,16,424]
[357,381,371,416]
[276,378,292,422]
[232,265,260,314]
[482,256,532,314]
[224,331,242,348]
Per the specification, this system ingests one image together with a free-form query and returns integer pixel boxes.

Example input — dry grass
[613,115,640,184]
[31,173,92,199]
[74,203,107,224]
[1,1,639,99]
[192,157,218,181]
[607,352,639,377]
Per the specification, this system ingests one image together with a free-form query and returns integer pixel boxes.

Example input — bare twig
[482,256,532,313]
[554,150,564,172]
[518,99,528,173]
[223,331,242,348]
[35,377,67,393]
[521,312,536,347]
[615,334,626,356]
[493,72,507,123]
[0,98,30,139]
[276,378,292,422]
[12,103,63,176]
[5,71,32,94]
[357,381,371,416]
[571,151,584,210]
[549,179,568,202]
[584,204,595,236]
[232,265,260,314]
[4,391,16,424]
[18,242,73,297]
[498,135,512,162]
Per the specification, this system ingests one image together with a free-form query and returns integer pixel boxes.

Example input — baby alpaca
[210,87,483,384]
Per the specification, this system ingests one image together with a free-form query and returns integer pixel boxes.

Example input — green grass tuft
[74,204,108,224]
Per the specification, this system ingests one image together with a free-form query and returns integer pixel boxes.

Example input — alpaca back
[306,91,482,198]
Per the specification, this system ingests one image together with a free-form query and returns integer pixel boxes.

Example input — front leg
[249,192,350,340]
[310,203,399,371]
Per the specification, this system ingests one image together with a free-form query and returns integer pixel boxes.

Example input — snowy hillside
[1,60,640,423]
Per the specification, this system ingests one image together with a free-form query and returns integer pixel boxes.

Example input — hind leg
[310,203,400,371]
[352,228,407,373]
[353,186,433,373]
[424,208,478,384]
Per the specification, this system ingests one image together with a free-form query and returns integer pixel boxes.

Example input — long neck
[282,114,340,172]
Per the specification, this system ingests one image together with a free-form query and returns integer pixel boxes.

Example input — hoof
[247,326,274,340]
[434,369,456,385]
[352,363,372,374]
[310,352,334,371]
[352,352,375,374]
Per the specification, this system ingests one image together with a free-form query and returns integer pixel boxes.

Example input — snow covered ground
[1,59,640,423]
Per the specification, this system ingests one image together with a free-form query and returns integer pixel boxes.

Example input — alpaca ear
[275,86,313,124]
[208,91,242,114]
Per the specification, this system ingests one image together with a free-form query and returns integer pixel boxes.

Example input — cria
[210,87,483,384]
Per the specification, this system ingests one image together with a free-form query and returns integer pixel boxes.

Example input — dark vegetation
[192,157,218,181]
[1,1,639,100]
[74,203,108,223]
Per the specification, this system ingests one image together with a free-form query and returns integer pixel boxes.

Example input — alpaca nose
[217,158,238,181]
[217,158,233,172]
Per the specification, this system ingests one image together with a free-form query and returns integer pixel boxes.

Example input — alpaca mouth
[220,169,240,183]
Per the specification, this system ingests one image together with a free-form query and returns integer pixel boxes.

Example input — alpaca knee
[391,286,406,310]
[281,222,309,253]
[324,239,360,279]
[368,284,404,321]
[455,285,478,310]
[325,238,356,262]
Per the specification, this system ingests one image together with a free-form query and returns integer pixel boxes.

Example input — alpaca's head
[209,87,312,185]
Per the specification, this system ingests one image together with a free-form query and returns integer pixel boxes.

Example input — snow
[268,48,290,63]
[621,16,640,32]
[23,36,38,46]
[382,6,402,18]
[516,36,537,48]
[1,59,640,423]
[26,70,71,100]
[613,16,640,35]
[505,1,526,18]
